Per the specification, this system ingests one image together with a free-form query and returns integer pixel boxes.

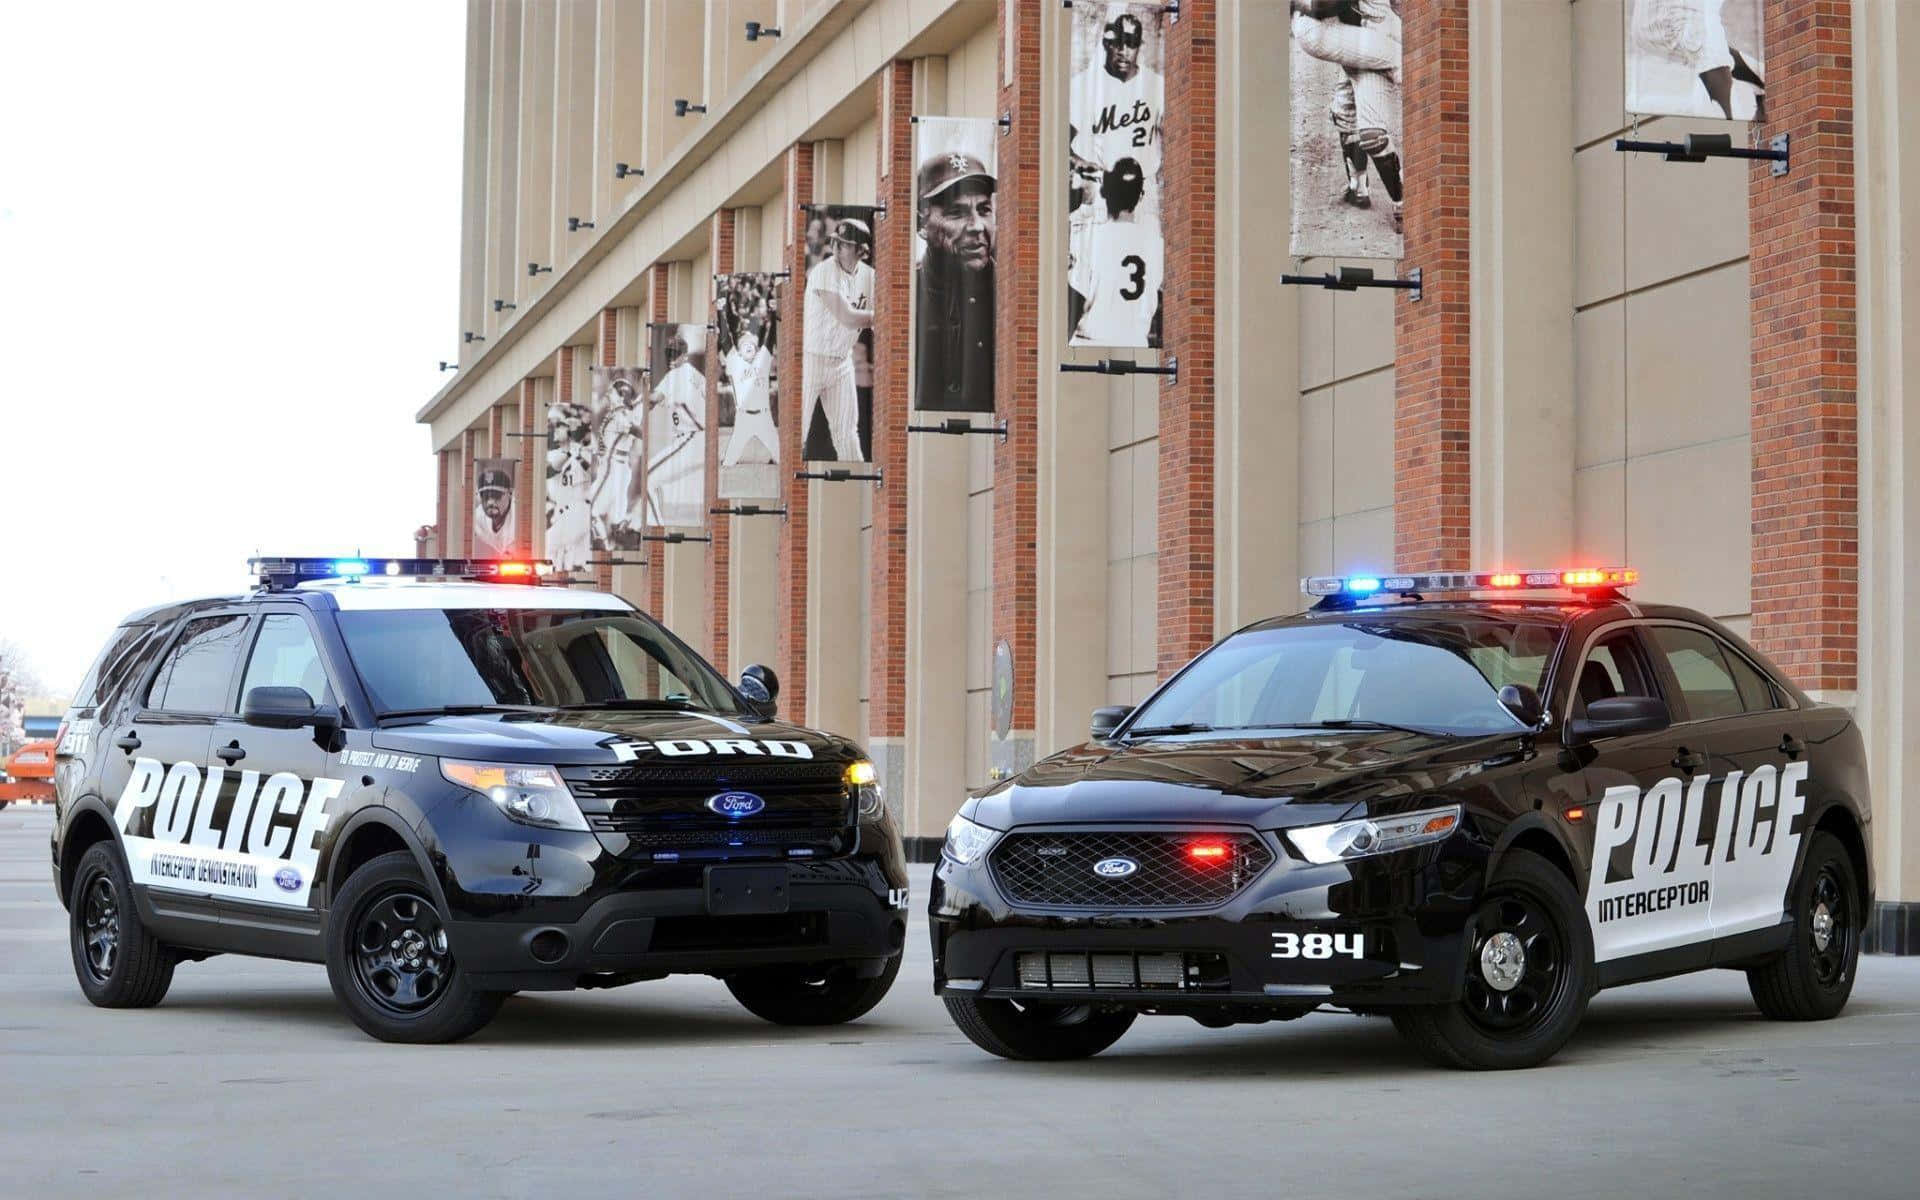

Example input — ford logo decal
[1092,857,1138,878]
[707,791,767,819]
[273,867,302,892]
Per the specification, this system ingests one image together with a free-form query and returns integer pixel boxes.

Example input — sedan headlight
[442,759,589,832]
[941,812,999,866]
[847,760,884,820]
[1286,805,1461,865]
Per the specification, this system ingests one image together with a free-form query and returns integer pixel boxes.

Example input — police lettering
[1593,762,1808,887]
[114,757,340,876]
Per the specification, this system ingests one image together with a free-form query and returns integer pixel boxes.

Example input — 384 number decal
[1271,931,1365,960]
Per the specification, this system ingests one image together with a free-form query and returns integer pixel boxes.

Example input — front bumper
[929,828,1488,1009]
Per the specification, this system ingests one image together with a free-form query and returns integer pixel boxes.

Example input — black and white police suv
[50,557,908,1042]
[931,568,1872,1069]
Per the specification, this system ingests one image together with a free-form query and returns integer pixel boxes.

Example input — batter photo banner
[574,366,648,555]
[1625,0,1765,121]
[646,324,709,529]
[471,457,518,560]
[800,206,877,463]
[716,272,783,496]
[913,116,996,413]
[1067,2,1164,349]
[545,386,595,572]
[1288,0,1405,261]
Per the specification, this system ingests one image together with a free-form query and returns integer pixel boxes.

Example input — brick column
[1393,0,1472,573]
[517,379,537,556]
[1157,0,1219,676]
[462,428,482,557]
[777,143,816,724]
[707,209,736,671]
[1749,2,1856,695]
[868,62,914,797]
[645,270,670,618]
[992,2,1041,778]
[485,402,506,556]
[594,307,618,593]
[435,450,451,558]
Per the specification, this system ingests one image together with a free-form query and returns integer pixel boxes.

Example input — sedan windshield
[336,608,742,717]
[1127,616,1561,738]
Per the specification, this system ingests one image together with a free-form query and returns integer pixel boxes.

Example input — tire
[324,851,503,1044]
[726,954,901,1026]
[1747,831,1860,1021]
[942,995,1137,1061]
[69,842,175,1008]
[1392,849,1594,1070]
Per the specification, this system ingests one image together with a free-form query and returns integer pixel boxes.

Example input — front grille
[1017,951,1187,991]
[585,822,850,854]
[989,830,1273,909]
[563,762,853,856]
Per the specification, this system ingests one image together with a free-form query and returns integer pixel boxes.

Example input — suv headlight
[941,812,999,866]
[442,759,589,832]
[1286,805,1461,864]
[847,760,884,820]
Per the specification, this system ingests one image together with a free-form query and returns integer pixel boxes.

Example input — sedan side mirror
[1565,695,1670,746]
[740,664,780,715]
[243,686,339,736]
[1090,705,1132,740]
[1498,683,1543,728]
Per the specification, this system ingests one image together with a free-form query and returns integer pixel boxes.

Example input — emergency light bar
[250,557,555,591]
[1304,568,1638,600]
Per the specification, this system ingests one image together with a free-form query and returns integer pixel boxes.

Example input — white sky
[0,1,463,698]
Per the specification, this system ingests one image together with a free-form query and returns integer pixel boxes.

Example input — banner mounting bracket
[1281,265,1422,302]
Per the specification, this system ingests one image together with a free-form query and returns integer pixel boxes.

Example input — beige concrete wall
[459,1,493,351]
[1296,262,1396,578]
[1571,0,1750,627]
[553,0,597,275]
[482,0,523,342]
[514,1,557,308]
[594,0,647,221]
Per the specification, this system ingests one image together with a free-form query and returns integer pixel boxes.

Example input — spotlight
[567,216,595,232]
[745,21,781,40]
[614,162,643,180]
[493,299,516,313]
[438,361,460,372]
[464,331,486,344]
[674,99,707,118]
[528,262,552,277]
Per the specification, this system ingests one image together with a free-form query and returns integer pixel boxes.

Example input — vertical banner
[646,324,709,529]
[801,207,879,462]
[582,365,648,553]
[1066,3,1165,348]
[471,457,519,559]
[913,116,997,413]
[544,385,597,573]
[1624,0,1765,121]
[716,273,784,495]
[1288,0,1405,260]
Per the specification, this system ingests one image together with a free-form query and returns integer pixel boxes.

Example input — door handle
[115,732,142,754]
[1780,733,1804,759]
[1670,748,1707,773]
[215,742,247,765]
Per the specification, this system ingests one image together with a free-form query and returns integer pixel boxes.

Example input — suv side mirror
[1498,683,1543,728]
[1090,705,1132,740]
[243,686,339,735]
[1565,695,1670,746]
[739,664,779,715]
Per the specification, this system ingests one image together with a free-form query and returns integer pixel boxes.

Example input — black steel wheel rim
[1808,865,1852,989]
[80,871,120,982]
[349,888,452,1015]
[1463,889,1570,1036]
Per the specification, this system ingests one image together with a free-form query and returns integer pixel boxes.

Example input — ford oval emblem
[1092,857,1138,879]
[707,791,767,819]
[273,867,302,892]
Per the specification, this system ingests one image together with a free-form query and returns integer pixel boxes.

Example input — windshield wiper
[556,698,702,711]
[1121,722,1215,738]
[1286,719,1455,738]
[378,704,554,722]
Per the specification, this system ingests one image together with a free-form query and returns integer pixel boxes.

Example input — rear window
[72,624,148,710]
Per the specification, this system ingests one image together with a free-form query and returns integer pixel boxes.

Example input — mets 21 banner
[1288,0,1404,261]
[913,116,996,413]
[1067,2,1164,349]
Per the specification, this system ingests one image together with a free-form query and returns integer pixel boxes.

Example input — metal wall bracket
[1281,265,1422,302]
[1060,356,1180,386]
[796,468,884,488]
[907,418,1009,443]
[710,504,788,520]
[638,532,712,545]
[1615,131,1789,175]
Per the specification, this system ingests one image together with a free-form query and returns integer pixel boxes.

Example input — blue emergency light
[250,556,556,591]
[1304,567,1638,606]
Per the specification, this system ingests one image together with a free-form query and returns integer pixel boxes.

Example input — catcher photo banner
[715,272,783,497]
[471,457,518,560]
[1067,2,1165,349]
[646,324,709,529]
[1288,0,1404,261]
[544,384,597,573]
[801,206,878,462]
[913,116,997,413]
[1625,0,1765,121]
[580,365,648,553]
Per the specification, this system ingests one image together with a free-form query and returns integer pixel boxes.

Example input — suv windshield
[336,608,742,717]
[1127,616,1561,737]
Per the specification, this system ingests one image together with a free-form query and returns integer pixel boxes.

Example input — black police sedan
[931,569,1872,1069]
[51,557,909,1042]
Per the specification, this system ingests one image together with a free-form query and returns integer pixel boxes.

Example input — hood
[370,708,863,767]
[967,728,1528,831]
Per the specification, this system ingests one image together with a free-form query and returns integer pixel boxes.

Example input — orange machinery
[0,738,56,806]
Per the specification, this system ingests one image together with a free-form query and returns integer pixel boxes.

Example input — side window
[240,615,335,707]
[1648,626,1745,721]
[145,615,251,714]
[1574,629,1659,714]
[72,623,151,711]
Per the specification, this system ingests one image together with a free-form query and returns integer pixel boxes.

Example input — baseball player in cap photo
[802,214,875,462]
[913,123,996,413]
[1068,155,1163,347]
[471,461,516,559]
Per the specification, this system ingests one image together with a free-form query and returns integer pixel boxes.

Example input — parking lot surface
[3,805,1917,1199]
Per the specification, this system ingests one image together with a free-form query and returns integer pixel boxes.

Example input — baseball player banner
[545,390,596,573]
[715,272,783,496]
[800,207,877,462]
[913,117,997,413]
[1067,3,1165,349]
[1625,0,1765,121]
[646,324,709,529]
[1288,0,1405,261]
[580,365,649,553]
[471,458,519,560]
